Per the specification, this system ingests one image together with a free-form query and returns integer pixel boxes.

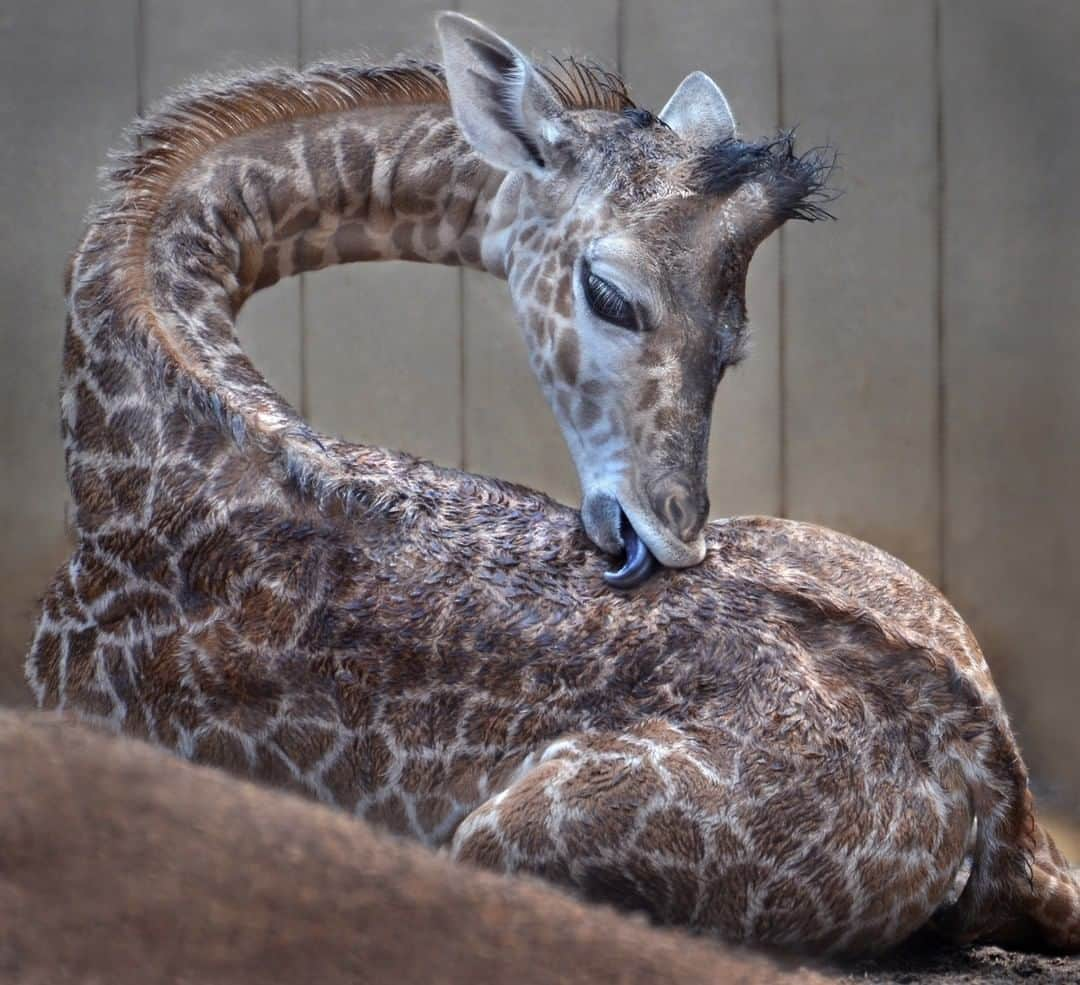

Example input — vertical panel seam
[616,0,626,499]
[458,268,467,470]
[135,0,145,116]
[934,0,947,591]
[616,0,625,75]
[774,0,787,519]
[454,0,466,471]
[296,0,303,63]
[297,0,309,420]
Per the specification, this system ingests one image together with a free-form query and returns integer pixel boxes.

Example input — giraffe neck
[144,98,509,361]
[196,103,509,298]
[62,77,523,528]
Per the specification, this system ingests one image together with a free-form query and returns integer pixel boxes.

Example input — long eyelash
[588,275,622,309]
[585,271,636,328]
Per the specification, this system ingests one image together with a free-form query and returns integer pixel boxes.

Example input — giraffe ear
[437,12,566,176]
[659,71,737,146]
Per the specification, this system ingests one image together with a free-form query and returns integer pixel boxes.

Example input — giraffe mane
[536,56,634,115]
[107,56,633,221]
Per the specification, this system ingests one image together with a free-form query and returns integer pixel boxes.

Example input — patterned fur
[25,25,1079,957]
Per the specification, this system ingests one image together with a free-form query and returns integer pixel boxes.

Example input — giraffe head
[438,14,832,585]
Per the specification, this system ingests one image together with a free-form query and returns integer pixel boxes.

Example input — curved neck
[149,102,510,315]
[62,82,531,530]
[134,100,516,500]
[59,61,635,535]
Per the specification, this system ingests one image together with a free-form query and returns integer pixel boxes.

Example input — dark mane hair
[691,131,838,222]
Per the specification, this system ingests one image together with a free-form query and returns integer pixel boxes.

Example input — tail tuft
[1016,818,1080,952]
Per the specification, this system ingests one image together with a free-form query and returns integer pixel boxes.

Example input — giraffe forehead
[557,193,754,299]
[569,109,693,191]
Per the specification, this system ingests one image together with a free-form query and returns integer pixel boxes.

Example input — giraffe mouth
[603,511,659,589]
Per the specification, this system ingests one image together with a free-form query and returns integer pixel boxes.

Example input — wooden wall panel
[460,0,620,505]
[144,0,304,410]
[942,0,1080,802]
[623,0,781,518]
[301,0,463,467]
[779,0,940,581]
[0,1,138,705]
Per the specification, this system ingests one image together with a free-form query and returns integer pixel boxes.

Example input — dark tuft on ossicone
[691,130,838,223]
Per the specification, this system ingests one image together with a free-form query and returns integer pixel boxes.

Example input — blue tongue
[603,513,659,589]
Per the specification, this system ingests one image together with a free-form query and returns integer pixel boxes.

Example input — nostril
[683,507,707,542]
[666,494,685,532]
[650,481,705,544]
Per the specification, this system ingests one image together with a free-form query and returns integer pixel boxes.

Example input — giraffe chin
[603,512,659,589]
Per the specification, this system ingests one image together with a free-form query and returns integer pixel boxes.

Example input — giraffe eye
[583,268,637,331]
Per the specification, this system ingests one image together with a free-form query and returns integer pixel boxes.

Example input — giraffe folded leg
[450,721,966,955]
[451,725,713,926]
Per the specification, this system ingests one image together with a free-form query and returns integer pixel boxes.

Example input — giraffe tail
[937,786,1080,953]
[1015,812,1080,951]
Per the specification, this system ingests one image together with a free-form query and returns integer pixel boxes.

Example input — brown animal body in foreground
[25,14,1079,956]
[0,709,830,985]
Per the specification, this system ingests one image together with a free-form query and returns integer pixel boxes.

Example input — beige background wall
[1,2,1077,810]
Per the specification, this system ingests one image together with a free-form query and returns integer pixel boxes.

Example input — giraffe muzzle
[582,488,703,585]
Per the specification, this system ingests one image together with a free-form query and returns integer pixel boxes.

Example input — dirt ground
[835,935,1080,984]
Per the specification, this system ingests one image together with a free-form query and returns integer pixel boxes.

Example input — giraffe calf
[25,12,1080,959]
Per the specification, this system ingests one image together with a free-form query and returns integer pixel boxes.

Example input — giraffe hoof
[603,513,659,589]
